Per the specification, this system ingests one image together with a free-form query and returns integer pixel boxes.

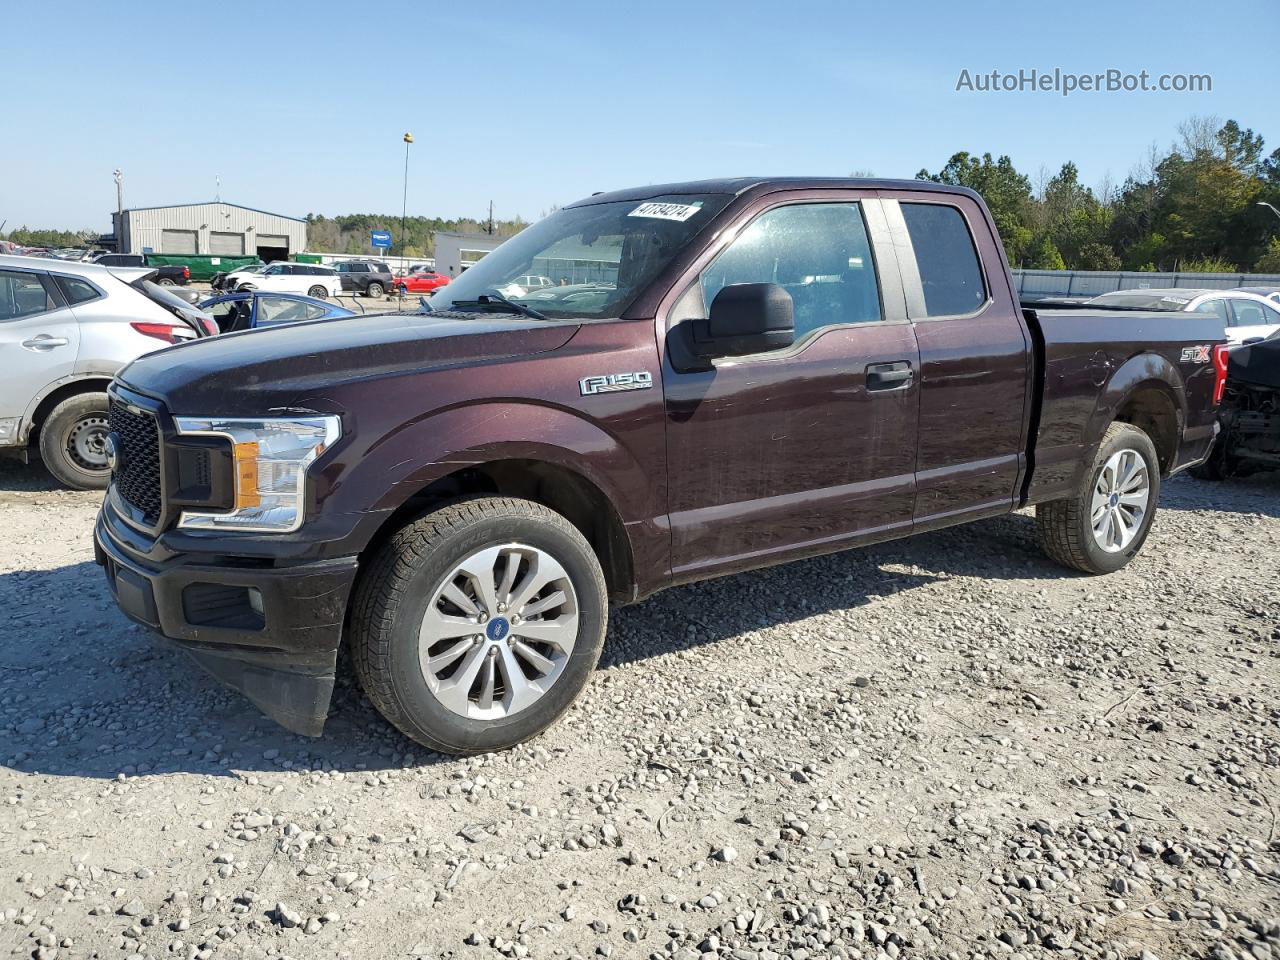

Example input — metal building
[433,231,505,278]
[112,202,307,261]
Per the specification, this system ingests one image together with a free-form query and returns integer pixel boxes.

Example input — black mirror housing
[692,283,794,358]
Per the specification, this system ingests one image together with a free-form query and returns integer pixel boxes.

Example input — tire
[157,277,175,287]
[307,285,328,299]
[1036,421,1161,575]
[38,392,111,490]
[366,281,385,299]
[349,497,608,754]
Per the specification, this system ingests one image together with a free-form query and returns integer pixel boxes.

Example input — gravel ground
[1,460,1277,960]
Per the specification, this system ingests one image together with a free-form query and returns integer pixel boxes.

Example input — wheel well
[26,378,113,445]
[1115,384,1180,474]
[362,460,636,603]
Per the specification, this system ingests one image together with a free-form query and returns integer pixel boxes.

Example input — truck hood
[118,311,580,415]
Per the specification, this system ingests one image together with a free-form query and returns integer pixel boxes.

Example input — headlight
[173,416,341,532]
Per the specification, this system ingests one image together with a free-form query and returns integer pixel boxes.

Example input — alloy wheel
[1090,448,1150,552]
[418,543,579,720]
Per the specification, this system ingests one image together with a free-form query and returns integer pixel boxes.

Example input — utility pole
[113,169,124,252]
[487,200,494,235]
[401,133,413,264]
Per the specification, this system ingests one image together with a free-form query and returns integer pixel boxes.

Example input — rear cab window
[900,202,988,317]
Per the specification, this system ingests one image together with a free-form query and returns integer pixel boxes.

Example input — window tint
[701,202,881,342]
[0,271,54,320]
[1199,299,1231,326]
[55,275,101,305]
[900,203,987,317]
[304,303,331,320]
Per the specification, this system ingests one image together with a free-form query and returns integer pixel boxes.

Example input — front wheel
[349,497,608,754]
[366,281,385,299]
[307,285,328,299]
[1036,421,1160,574]
[38,392,111,490]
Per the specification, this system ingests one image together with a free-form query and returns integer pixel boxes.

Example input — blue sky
[5,0,1277,231]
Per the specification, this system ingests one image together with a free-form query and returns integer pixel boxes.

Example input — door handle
[22,335,69,351]
[866,360,913,391]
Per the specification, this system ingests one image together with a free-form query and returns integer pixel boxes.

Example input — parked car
[198,291,355,333]
[95,177,1225,753]
[334,260,394,298]
[393,270,450,295]
[0,254,209,488]
[92,253,190,287]
[1191,328,1279,480]
[1085,288,1280,344]
[1233,285,1280,305]
[234,262,341,299]
[209,260,264,290]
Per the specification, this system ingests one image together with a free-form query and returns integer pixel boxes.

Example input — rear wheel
[38,392,111,490]
[156,277,176,287]
[349,497,608,754]
[366,281,385,299]
[1036,421,1160,574]
[307,285,328,299]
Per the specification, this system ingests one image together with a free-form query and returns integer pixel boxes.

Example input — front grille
[109,400,162,525]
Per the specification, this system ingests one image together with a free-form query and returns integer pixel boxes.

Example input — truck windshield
[431,193,732,320]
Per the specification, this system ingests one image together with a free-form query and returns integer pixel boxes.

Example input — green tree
[1026,235,1066,270]
[1253,236,1280,272]
[917,152,1034,263]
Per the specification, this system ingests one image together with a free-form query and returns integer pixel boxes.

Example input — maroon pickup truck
[94,178,1227,754]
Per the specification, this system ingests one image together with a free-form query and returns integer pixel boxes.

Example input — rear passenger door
[662,194,921,581]
[879,193,1031,530]
[0,269,81,423]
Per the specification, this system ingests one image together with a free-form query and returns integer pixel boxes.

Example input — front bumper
[94,502,358,736]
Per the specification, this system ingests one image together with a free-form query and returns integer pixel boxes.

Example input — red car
[394,270,450,295]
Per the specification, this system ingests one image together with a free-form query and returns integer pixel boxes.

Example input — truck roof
[567,177,982,207]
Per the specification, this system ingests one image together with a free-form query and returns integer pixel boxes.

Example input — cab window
[700,202,882,343]
[901,202,987,317]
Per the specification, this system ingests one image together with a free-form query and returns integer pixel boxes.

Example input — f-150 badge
[1180,345,1211,363]
[579,372,654,396]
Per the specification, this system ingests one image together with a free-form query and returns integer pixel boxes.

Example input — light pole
[113,169,124,251]
[401,133,413,265]
[1259,201,1280,222]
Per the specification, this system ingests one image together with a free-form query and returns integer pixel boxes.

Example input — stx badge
[579,372,654,396]
[1180,345,1211,363]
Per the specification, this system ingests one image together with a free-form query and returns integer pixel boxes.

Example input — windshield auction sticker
[628,201,703,222]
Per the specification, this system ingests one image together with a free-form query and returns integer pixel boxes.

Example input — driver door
[662,195,920,582]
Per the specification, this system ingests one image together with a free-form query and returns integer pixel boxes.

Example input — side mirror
[691,282,794,358]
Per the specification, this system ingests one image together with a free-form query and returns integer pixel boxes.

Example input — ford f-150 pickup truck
[94,178,1227,754]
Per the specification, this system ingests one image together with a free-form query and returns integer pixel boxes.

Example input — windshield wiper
[451,291,550,322]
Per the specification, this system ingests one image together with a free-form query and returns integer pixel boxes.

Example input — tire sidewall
[308,285,327,299]
[381,510,607,753]
[366,282,384,298]
[1076,426,1161,573]
[39,393,111,490]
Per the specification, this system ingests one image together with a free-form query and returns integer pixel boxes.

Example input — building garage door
[257,235,289,253]
[209,232,244,256]
[160,229,198,254]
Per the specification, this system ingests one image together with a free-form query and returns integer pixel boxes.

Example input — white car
[233,262,341,299]
[1086,288,1280,345]
[0,254,209,488]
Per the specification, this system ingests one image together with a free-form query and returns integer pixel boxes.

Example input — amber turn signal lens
[233,441,261,508]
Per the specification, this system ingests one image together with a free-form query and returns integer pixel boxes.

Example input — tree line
[915,116,1280,273]
[302,212,530,258]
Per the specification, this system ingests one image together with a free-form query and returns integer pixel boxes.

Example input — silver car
[0,255,210,489]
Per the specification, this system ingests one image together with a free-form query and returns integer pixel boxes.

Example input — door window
[257,297,312,325]
[0,271,53,320]
[700,202,882,342]
[900,203,987,317]
[1230,299,1277,328]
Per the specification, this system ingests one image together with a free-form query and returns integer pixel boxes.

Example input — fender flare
[1087,351,1186,456]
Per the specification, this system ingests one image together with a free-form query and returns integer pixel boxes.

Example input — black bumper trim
[95,510,358,736]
